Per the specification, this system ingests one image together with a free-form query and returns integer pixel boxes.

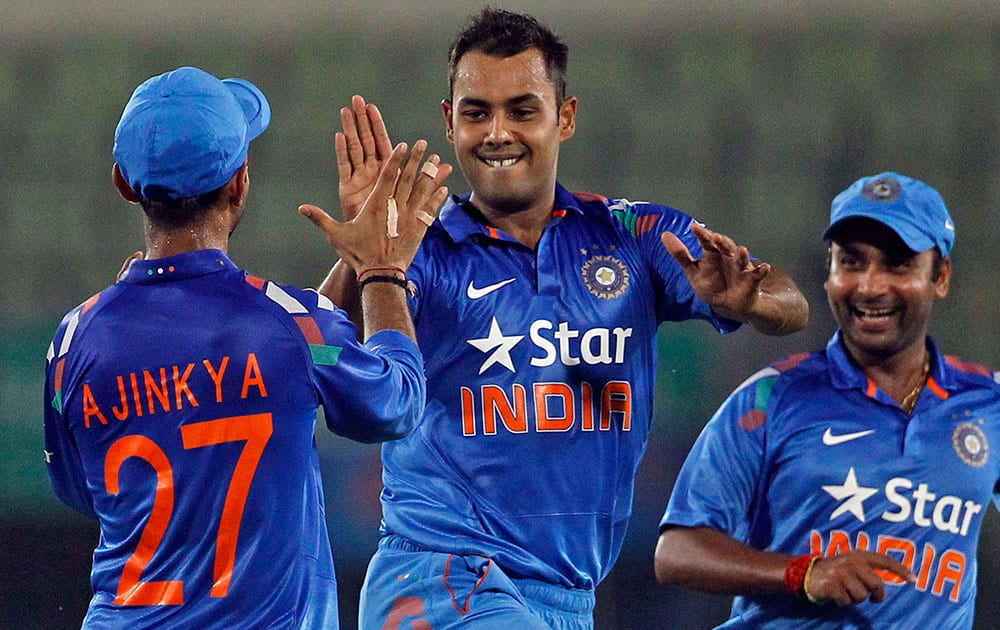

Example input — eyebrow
[456,94,543,109]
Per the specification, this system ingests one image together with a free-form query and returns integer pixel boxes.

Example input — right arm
[655,526,914,606]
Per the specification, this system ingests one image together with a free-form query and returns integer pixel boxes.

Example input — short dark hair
[140,186,225,230]
[447,7,569,105]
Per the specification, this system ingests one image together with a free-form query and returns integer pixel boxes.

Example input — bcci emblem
[582,255,629,299]
[952,421,988,468]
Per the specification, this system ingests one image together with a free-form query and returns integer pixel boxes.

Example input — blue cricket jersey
[662,332,1000,629]
[44,249,425,629]
[378,183,738,590]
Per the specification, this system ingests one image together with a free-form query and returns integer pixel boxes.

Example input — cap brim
[223,78,271,141]
[823,213,935,253]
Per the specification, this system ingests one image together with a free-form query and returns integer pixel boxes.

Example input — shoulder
[570,191,695,236]
[725,351,828,431]
[942,355,1000,393]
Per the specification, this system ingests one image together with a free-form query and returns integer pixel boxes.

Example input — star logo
[822,467,878,522]
[466,317,523,374]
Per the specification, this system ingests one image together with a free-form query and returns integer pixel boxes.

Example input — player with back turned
[321,8,809,629]
[656,172,1000,628]
[43,66,451,628]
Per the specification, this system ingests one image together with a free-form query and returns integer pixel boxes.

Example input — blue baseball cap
[823,172,955,256]
[113,66,271,201]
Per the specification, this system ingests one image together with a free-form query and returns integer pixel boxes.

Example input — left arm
[661,222,808,335]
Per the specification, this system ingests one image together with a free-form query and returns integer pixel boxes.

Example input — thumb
[299,204,337,229]
[661,231,696,268]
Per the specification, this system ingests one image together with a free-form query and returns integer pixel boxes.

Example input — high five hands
[299,138,452,276]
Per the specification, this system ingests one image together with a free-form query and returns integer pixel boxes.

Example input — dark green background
[3,2,998,628]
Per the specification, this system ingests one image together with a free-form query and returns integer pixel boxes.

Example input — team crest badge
[582,255,629,299]
[952,421,988,468]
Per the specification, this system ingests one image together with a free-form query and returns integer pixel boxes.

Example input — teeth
[856,307,894,317]
[484,158,518,168]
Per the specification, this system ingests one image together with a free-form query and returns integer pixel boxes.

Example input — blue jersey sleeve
[43,306,97,518]
[279,286,425,444]
[607,198,741,333]
[661,367,778,538]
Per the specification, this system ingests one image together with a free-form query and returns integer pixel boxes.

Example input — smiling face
[442,48,576,220]
[825,220,951,364]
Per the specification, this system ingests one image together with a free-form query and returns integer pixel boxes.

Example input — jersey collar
[438,182,584,245]
[120,249,239,284]
[827,330,957,395]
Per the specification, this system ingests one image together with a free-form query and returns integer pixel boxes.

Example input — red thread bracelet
[357,266,406,283]
[784,553,821,598]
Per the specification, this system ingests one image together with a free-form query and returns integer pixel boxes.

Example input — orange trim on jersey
[486,226,500,239]
[773,353,810,372]
[294,317,325,345]
[572,191,608,203]
[54,358,66,393]
[635,214,659,236]
[926,377,949,400]
[443,554,493,616]
[865,377,878,398]
[551,209,567,218]
[944,355,992,378]
[81,292,101,316]
[244,275,265,290]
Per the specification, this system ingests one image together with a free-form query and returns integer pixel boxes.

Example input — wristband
[784,553,821,600]
[359,275,409,291]
[357,266,406,283]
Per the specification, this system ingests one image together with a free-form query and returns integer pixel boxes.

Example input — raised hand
[661,222,772,323]
[336,95,394,220]
[301,140,451,275]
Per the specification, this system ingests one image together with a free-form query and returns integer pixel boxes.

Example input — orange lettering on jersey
[875,535,915,584]
[535,383,573,431]
[173,364,198,409]
[113,376,130,420]
[461,388,476,436]
[826,530,853,555]
[130,373,143,417]
[144,368,171,415]
[204,357,230,403]
[932,550,965,602]
[600,381,631,430]
[916,543,937,591]
[581,382,594,431]
[240,353,267,399]
[82,383,109,428]
[483,384,527,434]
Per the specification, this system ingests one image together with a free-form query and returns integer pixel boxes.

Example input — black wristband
[358,274,408,291]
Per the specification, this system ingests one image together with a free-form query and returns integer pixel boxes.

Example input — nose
[855,265,889,296]
[484,115,513,145]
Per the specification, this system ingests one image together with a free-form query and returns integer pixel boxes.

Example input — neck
[143,209,234,260]
[469,193,555,250]
[849,342,930,412]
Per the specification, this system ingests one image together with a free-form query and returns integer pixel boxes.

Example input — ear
[934,256,952,299]
[112,163,141,203]
[441,99,455,142]
[558,96,577,142]
[226,163,249,207]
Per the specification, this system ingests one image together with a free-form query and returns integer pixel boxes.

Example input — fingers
[661,231,696,267]
[365,101,393,161]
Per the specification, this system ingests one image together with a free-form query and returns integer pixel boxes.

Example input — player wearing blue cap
[655,172,999,628]
[43,66,452,628]
[320,8,809,629]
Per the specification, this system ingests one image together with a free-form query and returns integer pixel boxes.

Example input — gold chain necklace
[900,354,930,415]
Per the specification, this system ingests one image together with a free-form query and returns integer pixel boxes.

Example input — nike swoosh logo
[822,428,875,446]
[466,278,516,299]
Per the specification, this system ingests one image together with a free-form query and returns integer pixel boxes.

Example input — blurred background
[2,1,998,628]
